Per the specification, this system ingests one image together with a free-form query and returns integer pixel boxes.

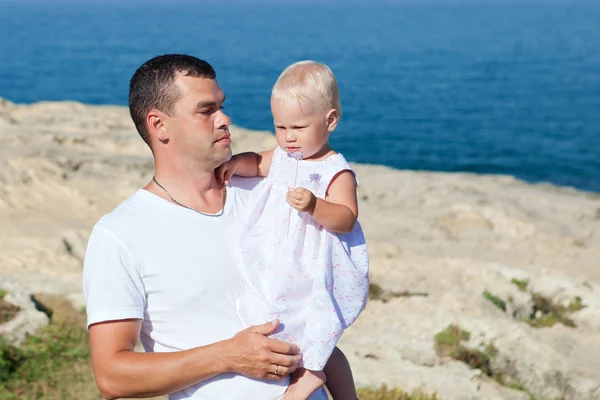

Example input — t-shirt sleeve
[82,223,146,329]
[228,176,265,204]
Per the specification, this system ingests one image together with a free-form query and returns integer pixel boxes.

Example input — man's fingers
[265,373,283,380]
[268,352,302,368]
[276,365,296,376]
[247,320,278,335]
[265,337,300,355]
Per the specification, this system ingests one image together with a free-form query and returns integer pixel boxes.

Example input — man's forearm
[91,319,299,399]
[95,340,229,399]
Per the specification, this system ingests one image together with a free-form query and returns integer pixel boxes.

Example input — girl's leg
[323,347,358,399]
[284,368,326,400]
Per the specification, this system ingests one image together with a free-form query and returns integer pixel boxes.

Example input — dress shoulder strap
[298,153,357,199]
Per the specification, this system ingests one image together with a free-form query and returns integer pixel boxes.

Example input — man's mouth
[215,134,231,144]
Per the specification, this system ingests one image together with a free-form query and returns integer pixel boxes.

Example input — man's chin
[212,150,232,169]
[221,149,233,162]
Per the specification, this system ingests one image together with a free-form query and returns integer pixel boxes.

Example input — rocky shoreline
[1,98,599,399]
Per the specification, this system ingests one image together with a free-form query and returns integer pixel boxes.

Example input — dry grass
[0,299,20,325]
[369,283,428,303]
[357,385,440,400]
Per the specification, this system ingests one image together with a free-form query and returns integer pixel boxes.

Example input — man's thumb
[250,320,278,335]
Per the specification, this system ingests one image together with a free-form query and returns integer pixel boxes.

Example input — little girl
[218,61,369,399]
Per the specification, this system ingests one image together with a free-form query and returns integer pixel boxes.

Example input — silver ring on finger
[275,365,280,375]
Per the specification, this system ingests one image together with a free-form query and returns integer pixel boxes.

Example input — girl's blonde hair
[271,60,342,117]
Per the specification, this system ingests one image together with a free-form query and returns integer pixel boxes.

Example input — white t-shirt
[83,177,325,400]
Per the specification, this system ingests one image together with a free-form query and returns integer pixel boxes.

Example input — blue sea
[1,0,599,192]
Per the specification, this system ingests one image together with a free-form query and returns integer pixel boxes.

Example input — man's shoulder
[227,176,265,206]
[94,190,149,237]
[228,176,264,192]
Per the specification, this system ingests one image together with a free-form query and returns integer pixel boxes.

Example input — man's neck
[145,160,225,213]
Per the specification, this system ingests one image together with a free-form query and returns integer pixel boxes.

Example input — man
[83,54,351,399]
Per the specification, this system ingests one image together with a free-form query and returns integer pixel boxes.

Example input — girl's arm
[324,347,359,399]
[286,170,358,233]
[216,148,275,183]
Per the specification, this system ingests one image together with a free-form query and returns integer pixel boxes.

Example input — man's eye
[199,106,224,115]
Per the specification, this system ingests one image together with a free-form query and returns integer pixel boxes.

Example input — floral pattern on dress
[236,147,369,370]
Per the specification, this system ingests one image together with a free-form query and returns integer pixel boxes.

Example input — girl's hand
[216,159,237,185]
[286,187,317,214]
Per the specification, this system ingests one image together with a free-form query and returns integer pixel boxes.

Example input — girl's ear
[325,109,339,133]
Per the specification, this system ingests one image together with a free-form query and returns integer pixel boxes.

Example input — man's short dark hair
[129,54,216,148]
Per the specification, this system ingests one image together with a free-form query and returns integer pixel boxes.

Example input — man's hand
[286,187,317,214]
[216,159,237,185]
[223,320,302,380]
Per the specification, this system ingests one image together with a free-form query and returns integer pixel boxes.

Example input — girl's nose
[286,131,296,142]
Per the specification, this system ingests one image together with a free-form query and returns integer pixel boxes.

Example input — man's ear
[325,109,339,133]
[147,109,170,143]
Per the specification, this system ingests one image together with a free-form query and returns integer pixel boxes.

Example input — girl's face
[271,96,338,161]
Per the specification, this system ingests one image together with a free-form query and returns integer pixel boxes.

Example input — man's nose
[215,109,231,130]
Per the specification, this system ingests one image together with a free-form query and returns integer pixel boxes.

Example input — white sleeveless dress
[236,147,369,370]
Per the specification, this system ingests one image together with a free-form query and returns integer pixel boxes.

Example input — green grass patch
[434,324,495,376]
[503,278,586,329]
[357,385,440,400]
[483,291,506,312]
[506,382,538,400]
[510,278,529,292]
[434,325,470,357]
[0,293,97,400]
[433,325,537,398]
[567,296,585,312]
[0,290,7,300]
[526,292,581,329]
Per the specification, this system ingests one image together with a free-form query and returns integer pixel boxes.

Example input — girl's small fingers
[288,192,302,200]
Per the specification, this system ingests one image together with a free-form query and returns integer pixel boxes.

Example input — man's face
[164,74,232,167]
[271,97,331,160]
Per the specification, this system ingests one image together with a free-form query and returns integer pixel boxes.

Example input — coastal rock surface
[1,98,599,400]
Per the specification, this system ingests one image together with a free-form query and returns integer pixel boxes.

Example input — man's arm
[323,347,358,400]
[90,319,300,400]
